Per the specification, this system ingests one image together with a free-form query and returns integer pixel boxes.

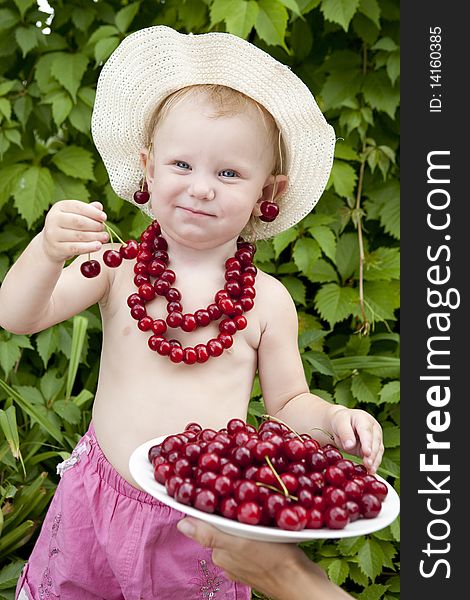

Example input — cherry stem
[103,222,126,245]
[255,481,298,502]
[265,455,289,498]
[261,414,303,441]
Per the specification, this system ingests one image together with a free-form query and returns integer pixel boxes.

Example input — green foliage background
[0,0,400,598]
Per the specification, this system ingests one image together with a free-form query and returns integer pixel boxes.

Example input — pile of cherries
[149,418,388,531]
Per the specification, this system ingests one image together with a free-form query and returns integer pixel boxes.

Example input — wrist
[37,230,66,266]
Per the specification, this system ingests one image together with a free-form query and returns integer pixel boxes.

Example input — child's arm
[257,277,384,474]
[0,200,110,334]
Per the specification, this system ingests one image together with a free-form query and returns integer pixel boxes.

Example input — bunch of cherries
[149,418,388,531]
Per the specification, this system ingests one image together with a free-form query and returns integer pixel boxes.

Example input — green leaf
[0,97,11,120]
[35,327,60,368]
[255,0,289,50]
[226,1,259,38]
[332,355,399,372]
[0,379,63,443]
[303,351,335,376]
[379,381,400,404]
[46,90,73,127]
[0,560,25,590]
[280,276,306,306]
[0,9,20,30]
[272,228,298,258]
[383,424,400,448]
[0,406,20,459]
[364,247,400,281]
[345,333,371,355]
[337,535,365,556]
[13,95,33,127]
[364,180,400,240]
[358,0,381,27]
[0,338,21,376]
[0,80,16,96]
[13,166,54,227]
[351,372,381,404]
[50,53,89,101]
[334,379,355,407]
[13,386,44,405]
[349,562,369,587]
[277,0,303,17]
[328,558,349,586]
[358,583,389,600]
[94,36,120,64]
[52,146,95,180]
[314,283,357,327]
[72,7,95,32]
[53,399,81,425]
[309,225,336,261]
[321,69,362,110]
[52,172,90,203]
[362,280,400,323]
[293,237,321,277]
[13,0,34,19]
[335,232,359,280]
[66,316,88,399]
[321,0,360,31]
[357,537,385,581]
[40,370,64,402]
[327,161,357,198]
[68,99,92,134]
[387,51,400,85]
[309,258,338,283]
[14,26,38,57]
[362,69,399,118]
[86,25,120,47]
[115,2,141,33]
[0,164,27,210]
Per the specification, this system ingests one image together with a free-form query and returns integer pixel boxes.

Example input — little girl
[0,26,383,600]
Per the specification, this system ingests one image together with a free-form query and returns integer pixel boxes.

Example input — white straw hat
[91,26,336,241]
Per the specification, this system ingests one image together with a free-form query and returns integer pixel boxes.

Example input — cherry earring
[134,180,150,205]
[134,144,152,205]
[259,200,279,222]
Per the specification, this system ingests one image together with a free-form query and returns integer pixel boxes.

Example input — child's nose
[188,180,215,201]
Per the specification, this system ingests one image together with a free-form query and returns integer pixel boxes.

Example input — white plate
[129,435,400,542]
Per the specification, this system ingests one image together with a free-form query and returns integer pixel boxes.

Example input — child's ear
[253,174,288,216]
[139,147,155,184]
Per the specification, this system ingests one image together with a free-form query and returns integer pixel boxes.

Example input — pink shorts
[16,422,250,600]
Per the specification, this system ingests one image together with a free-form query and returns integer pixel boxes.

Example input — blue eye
[175,161,190,169]
[220,169,238,178]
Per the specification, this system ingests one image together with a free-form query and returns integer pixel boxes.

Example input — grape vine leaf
[314,283,357,327]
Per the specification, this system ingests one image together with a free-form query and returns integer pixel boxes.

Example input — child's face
[144,94,282,248]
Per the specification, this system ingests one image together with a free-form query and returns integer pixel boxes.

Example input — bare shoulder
[255,269,298,327]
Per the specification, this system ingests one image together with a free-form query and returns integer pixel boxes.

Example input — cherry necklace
[82,219,258,365]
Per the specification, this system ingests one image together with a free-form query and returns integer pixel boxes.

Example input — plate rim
[129,435,400,542]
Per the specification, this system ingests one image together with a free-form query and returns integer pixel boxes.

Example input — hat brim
[91,26,336,241]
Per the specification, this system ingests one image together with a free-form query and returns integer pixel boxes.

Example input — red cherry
[80,260,101,278]
[220,497,239,520]
[154,462,173,484]
[360,494,382,518]
[103,249,123,268]
[324,506,349,529]
[325,466,346,487]
[193,489,217,513]
[366,480,388,502]
[237,501,261,525]
[345,500,360,521]
[307,508,324,529]
[120,240,139,259]
[165,475,183,497]
[195,310,211,326]
[183,348,198,365]
[283,438,307,461]
[343,480,363,501]
[175,481,196,505]
[133,189,150,204]
[324,487,347,508]
[275,506,303,531]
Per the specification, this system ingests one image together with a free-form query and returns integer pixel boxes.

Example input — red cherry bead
[134,274,149,287]
[243,286,256,299]
[225,269,241,281]
[170,346,184,363]
[243,264,257,276]
[239,297,254,311]
[241,273,255,287]
[159,269,175,284]
[217,334,233,349]
[235,249,253,264]
[147,259,166,276]
[219,298,235,315]
[207,304,222,320]
[137,249,153,262]
[148,335,164,351]
[141,228,156,242]
[134,261,148,275]
[167,311,183,328]
[130,305,146,320]
[155,279,171,296]
[157,340,171,355]
[167,301,183,313]
[154,236,168,251]
[151,319,167,335]
[127,293,142,307]
[166,288,181,302]
[153,250,169,263]
[219,319,237,335]
[183,348,198,365]
[182,314,197,332]
[139,283,155,300]
[225,258,241,270]
[195,344,209,363]
[225,281,242,297]
[234,315,247,330]
[138,316,153,331]
[207,339,224,357]
[195,310,211,326]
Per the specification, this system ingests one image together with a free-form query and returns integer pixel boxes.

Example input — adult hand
[177,517,353,600]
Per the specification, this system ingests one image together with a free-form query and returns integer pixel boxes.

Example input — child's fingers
[57,240,105,257]
[331,416,357,452]
[57,229,109,244]
[57,200,107,225]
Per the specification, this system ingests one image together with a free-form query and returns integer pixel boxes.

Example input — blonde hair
[144,84,285,175]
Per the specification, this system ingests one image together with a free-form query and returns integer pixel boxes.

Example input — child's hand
[329,407,384,474]
[41,200,108,263]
